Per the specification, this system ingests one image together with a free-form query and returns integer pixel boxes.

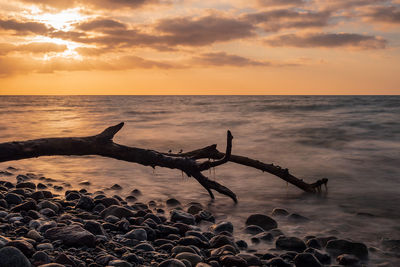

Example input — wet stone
[276,236,306,252]
[271,208,289,217]
[326,239,368,260]
[66,191,81,201]
[266,257,292,267]
[336,254,360,265]
[5,193,23,205]
[111,184,122,190]
[166,198,181,207]
[84,220,106,236]
[44,225,96,247]
[294,253,322,267]
[238,253,262,266]
[0,246,31,267]
[37,183,47,189]
[252,232,273,243]
[158,259,186,267]
[125,229,147,241]
[220,255,247,267]
[100,205,134,219]
[244,225,265,235]
[187,205,202,215]
[38,200,60,212]
[245,214,277,231]
[133,242,155,252]
[6,239,35,257]
[16,182,36,190]
[108,259,133,267]
[171,210,195,225]
[11,200,37,212]
[76,195,95,211]
[306,238,322,249]
[32,250,50,264]
[210,221,233,234]
[175,252,202,266]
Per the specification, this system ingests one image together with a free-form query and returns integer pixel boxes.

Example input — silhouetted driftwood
[0,122,328,202]
[166,146,328,193]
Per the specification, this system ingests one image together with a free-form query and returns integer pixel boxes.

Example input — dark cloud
[0,18,52,35]
[85,0,158,10]
[15,42,67,53]
[265,32,387,49]
[319,0,390,10]
[156,15,255,46]
[0,53,176,77]
[244,9,332,32]
[18,0,158,10]
[18,0,76,9]
[51,15,255,51]
[257,0,306,6]
[76,19,127,31]
[364,6,400,24]
[193,52,269,66]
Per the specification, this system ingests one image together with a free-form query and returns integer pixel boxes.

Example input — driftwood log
[0,122,328,202]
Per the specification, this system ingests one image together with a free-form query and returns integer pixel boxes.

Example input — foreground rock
[245,214,277,230]
[0,247,31,267]
[0,172,384,267]
[44,225,96,247]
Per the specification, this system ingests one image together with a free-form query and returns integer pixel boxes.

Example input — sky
[0,0,399,94]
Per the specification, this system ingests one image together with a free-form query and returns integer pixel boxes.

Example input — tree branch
[0,122,237,202]
[168,145,328,193]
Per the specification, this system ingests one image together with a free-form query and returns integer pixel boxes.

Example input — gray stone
[158,259,186,267]
[11,200,37,212]
[5,193,23,205]
[276,236,306,252]
[125,229,147,241]
[100,205,134,219]
[37,243,53,250]
[210,221,233,234]
[108,259,133,267]
[294,253,322,267]
[220,255,247,267]
[336,254,360,265]
[0,247,31,267]
[175,252,202,266]
[38,200,59,212]
[245,214,277,231]
[44,225,96,247]
[32,251,50,264]
[171,210,195,225]
[238,253,262,266]
[6,240,35,257]
[166,198,181,207]
[326,239,368,259]
[84,220,106,236]
[271,208,289,216]
[133,242,155,251]
[76,195,94,211]
[244,225,265,235]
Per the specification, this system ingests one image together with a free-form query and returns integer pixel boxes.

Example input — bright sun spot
[25,8,90,59]
[30,8,88,31]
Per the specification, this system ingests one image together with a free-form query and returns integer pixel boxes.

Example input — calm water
[0,96,399,263]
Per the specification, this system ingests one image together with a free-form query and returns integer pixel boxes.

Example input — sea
[0,95,399,264]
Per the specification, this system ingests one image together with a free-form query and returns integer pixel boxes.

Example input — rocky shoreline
[0,171,397,267]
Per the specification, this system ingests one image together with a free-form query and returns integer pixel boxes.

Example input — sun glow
[25,8,90,59]
[30,8,88,31]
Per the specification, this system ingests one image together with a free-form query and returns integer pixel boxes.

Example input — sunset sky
[0,0,399,94]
